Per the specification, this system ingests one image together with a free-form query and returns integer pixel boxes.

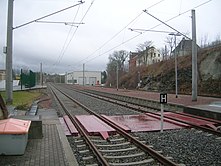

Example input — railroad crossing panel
[105,114,188,132]
[75,115,115,139]
[59,117,72,136]
[163,112,217,126]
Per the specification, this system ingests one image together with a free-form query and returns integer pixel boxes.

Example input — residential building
[129,47,163,71]
[172,38,200,57]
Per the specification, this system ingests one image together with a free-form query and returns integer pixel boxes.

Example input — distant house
[128,52,138,70]
[0,70,6,80]
[172,38,200,57]
[129,47,163,71]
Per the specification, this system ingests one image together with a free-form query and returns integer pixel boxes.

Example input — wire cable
[55,0,95,67]
[83,0,213,64]
[13,1,84,30]
[69,0,166,66]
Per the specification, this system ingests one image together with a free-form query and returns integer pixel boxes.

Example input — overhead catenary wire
[54,0,95,68]
[69,0,167,66]
[143,10,191,40]
[53,4,82,67]
[84,0,213,64]
[35,20,84,26]
[129,28,176,34]
[13,1,84,30]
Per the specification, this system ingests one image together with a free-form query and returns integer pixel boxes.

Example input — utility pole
[116,63,119,91]
[6,0,14,104]
[174,35,178,98]
[192,10,197,101]
[40,62,43,87]
[83,63,85,86]
[169,32,181,98]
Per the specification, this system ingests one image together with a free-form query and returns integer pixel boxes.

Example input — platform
[0,109,79,166]
[184,102,221,120]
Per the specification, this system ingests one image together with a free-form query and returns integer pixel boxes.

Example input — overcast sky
[0,0,220,74]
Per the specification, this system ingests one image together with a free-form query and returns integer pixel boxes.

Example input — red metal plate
[59,117,71,136]
[105,114,187,132]
[163,112,216,126]
[102,115,131,132]
[75,115,115,139]
[63,115,78,136]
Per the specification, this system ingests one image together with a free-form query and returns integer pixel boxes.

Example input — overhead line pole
[5,1,84,105]
[6,0,14,104]
[191,10,197,101]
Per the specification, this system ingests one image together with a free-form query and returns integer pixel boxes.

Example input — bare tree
[165,36,174,58]
[106,50,129,87]
[136,41,153,52]
[200,34,209,48]
[160,45,169,60]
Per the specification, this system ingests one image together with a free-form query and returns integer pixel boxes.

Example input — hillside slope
[121,44,221,97]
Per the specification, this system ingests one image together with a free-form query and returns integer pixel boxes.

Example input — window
[158,54,160,57]
[154,53,156,57]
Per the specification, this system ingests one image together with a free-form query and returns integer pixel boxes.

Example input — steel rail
[51,84,179,166]
[73,88,221,136]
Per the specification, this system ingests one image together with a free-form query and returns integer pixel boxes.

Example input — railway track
[49,83,180,166]
[64,85,221,136]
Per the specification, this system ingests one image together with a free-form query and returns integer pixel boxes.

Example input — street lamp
[169,32,181,98]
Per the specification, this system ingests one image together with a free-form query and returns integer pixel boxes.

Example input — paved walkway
[0,109,78,166]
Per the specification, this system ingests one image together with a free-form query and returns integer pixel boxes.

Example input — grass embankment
[0,91,42,110]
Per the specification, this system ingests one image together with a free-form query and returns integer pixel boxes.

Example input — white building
[66,71,101,86]
[136,47,163,66]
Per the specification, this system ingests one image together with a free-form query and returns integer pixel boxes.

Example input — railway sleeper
[85,164,99,166]
[99,146,137,153]
[92,137,126,144]
[104,152,145,159]
[79,149,90,154]
[109,158,155,166]
[74,139,84,143]
[95,141,130,147]
[76,144,87,148]
[82,156,95,160]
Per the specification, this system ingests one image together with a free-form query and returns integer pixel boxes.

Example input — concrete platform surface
[0,109,79,166]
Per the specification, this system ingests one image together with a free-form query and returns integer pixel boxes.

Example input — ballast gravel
[134,128,221,166]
